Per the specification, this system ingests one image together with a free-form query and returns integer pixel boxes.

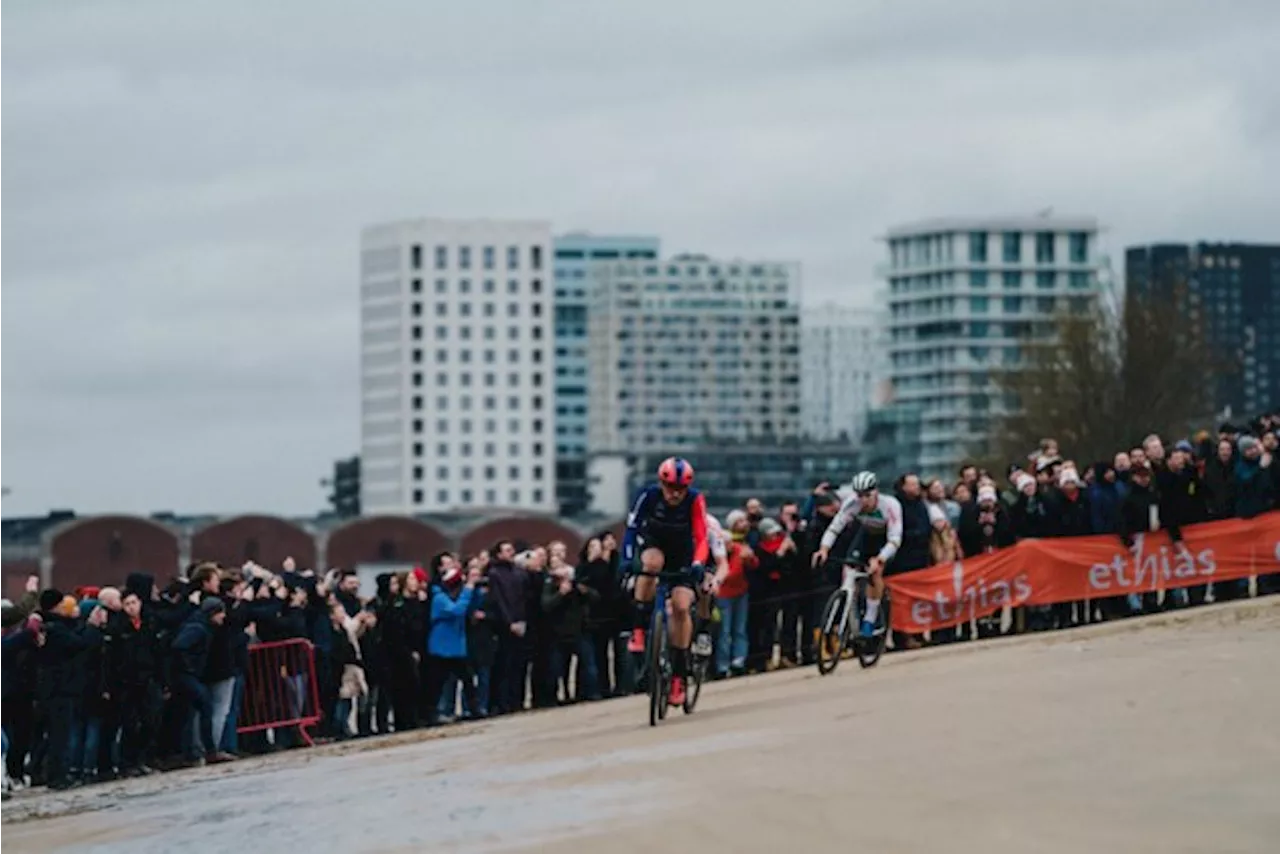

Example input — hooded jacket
[485,560,529,630]
[170,609,217,683]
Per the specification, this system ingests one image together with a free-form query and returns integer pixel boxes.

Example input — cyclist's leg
[629,547,664,652]
[862,560,887,633]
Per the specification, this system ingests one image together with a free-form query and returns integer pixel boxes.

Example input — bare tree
[982,287,1226,467]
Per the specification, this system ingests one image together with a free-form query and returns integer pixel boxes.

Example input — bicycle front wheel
[816,588,849,676]
[648,607,669,726]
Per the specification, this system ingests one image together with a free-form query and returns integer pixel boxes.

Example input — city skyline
[4,1,1279,515]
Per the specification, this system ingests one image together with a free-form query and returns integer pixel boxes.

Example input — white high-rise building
[586,254,802,453]
[883,215,1109,476]
[801,304,877,442]
[359,218,556,514]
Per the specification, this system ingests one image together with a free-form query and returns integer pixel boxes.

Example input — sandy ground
[5,598,1279,854]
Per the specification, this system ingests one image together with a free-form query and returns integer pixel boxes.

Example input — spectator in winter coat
[170,598,234,766]
[716,510,758,677]
[1157,446,1208,603]
[425,566,480,722]
[576,537,625,697]
[36,591,107,789]
[1050,468,1093,537]
[107,591,165,775]
[486,542,530,715]
[541,558,601,703]
[959,485,1017,557]
[1088,462,1127,535]
[382,571,427,730]
[1234,434,1276,606]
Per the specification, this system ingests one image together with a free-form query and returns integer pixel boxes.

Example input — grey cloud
[3,0,1278,515]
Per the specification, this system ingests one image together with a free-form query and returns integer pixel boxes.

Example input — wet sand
[5,598,1279,853]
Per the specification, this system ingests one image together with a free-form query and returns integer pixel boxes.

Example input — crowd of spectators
[2,415,1276,798]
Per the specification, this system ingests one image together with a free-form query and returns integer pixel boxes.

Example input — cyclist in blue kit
[622,457,717,708]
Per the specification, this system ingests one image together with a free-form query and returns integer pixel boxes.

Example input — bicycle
[815,554,891,675]
[628,569,710,726]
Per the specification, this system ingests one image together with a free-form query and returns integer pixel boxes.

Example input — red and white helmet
[657,456,695,487]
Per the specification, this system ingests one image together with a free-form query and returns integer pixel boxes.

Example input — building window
[484,466,496,480]
[532,349,543,363]
[507,246,519,269]
[533,489,544,503]
[413,489,423,503]
[484,396,496,410]
[413,442,423,456]
[970,297,989,313]
[435,246,447,269]
[435,303,447,317]
[1069,272,1091,289]
[435,279,446,294]
[461,489,473,504]
[1069,232,1089,263]
[460,278,471,294]
[1037,297,1056,313]
[412,418,423,433]
[1035,232,1055,264]
[508,418,520,432]
[508,442,520,455]
[1003,296,1022,314]
[413,466,423,481]
[435,325,448,339]
[412,278,422,293]
[484,302,495,317]
[437,419,448,433]
[412,395,423,410]
[508,489,520,504]
[412,349,423,363]
[483,279,496,295]
[459,373,471,387]
[1036,272,1055,289]
[969,232,987,263]
[434,395,447,409]
[435,349,447,363]
[460,303,472,317]
[485,488,496,504]
[532,278,543,294]
[531,245,543,270]
[411,303,422,318]
[437,489,449,504]
[412,372,423,387]
[1002,271,1021,289]
[412,326,422,340]
[507,279,519,295]
[532,303,543,318]
[532,327,543,340]
[484,419,496,433]
[460,327,471,341]
[483,246,495,270]
[508,350,520,363]
[507,303,519,318]
[1002,232,1021,263]
[459,246,472,270]
[533,442,543,456]
[970,271,988,288]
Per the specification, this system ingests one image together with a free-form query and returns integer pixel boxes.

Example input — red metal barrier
[238,638,322,746]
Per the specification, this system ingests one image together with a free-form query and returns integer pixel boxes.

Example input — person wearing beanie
[35,591,106,789]
[1155,444,1207,606]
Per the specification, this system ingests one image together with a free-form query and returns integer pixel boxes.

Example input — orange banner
[886,512,1280,633]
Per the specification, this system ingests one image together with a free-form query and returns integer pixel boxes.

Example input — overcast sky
[3,0,1278,517]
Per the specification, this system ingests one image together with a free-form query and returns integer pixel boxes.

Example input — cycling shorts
[635,532,698,589]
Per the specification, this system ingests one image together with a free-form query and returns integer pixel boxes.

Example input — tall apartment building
[801,303,878,442]
[586,255,802,454]
[553,233,660,515]
[883,215,1108,476]
[359,218,556,514]
[1126,242,1278,417]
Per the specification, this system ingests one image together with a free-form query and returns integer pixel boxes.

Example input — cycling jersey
[819,491,903,563]
[621,485,711,571]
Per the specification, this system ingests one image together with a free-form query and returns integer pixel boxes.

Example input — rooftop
[884,214,1100,239]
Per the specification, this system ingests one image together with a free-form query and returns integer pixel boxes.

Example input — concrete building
[586,254,803,455]
[360,218,556,514]
[801,303,877,442]
[553,233,661,515]
[882,214,1109,476]
[1125,242,1278,418]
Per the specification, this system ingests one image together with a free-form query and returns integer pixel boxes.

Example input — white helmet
[851,471,879,493]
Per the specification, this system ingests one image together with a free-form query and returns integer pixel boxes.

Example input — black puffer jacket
[35,614,103,701]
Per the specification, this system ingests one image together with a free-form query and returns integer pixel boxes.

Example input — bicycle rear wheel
[648,607,669,726]
[857,590,890,669]
[816,588,849,676]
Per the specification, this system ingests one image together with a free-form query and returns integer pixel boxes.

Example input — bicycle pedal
[692,634,713,657]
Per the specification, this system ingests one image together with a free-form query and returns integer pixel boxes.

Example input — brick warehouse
[1,511,627,598]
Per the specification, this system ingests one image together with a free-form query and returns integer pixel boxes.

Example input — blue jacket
[427,584,474,659]
[1088,479,1127,534]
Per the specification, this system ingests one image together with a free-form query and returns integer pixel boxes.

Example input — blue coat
[427,584,474,660]
[1088,480,1128,534]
